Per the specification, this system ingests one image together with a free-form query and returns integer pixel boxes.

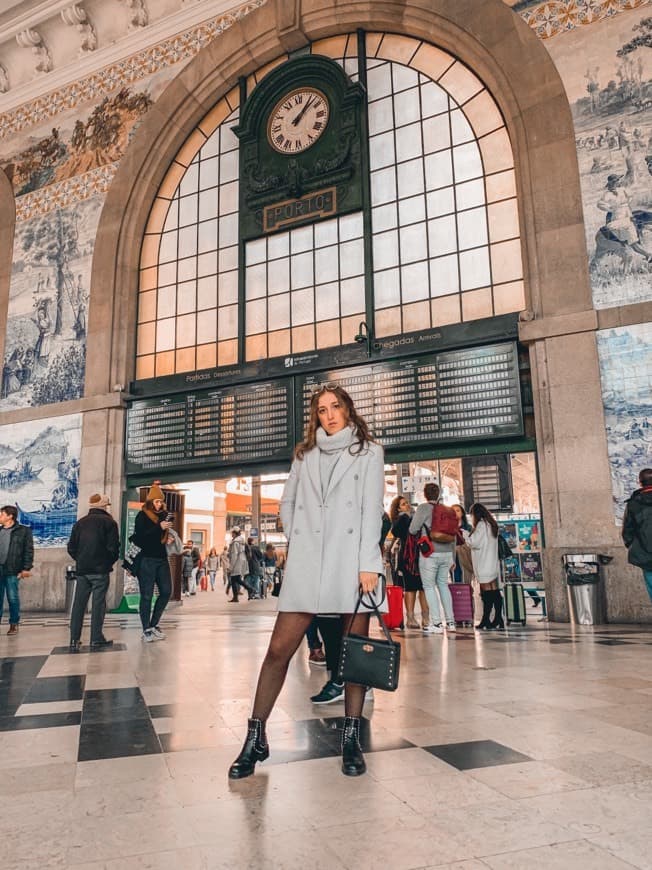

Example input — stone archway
[89,0,623,620]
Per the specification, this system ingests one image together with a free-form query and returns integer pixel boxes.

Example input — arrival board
[126,381,293,474]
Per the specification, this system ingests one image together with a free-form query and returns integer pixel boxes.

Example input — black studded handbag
[337,585,401,692]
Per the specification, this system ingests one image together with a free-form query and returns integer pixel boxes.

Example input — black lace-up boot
[341,716,366,776]
[228,718,269,779]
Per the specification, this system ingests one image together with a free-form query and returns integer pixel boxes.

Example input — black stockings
[251,611,371,721]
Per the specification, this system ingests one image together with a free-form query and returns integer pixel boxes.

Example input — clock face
[267,88,330,154]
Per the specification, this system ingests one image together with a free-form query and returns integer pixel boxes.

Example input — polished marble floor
[2,592,652,870]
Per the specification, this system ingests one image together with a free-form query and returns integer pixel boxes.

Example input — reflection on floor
[1,597,652,869]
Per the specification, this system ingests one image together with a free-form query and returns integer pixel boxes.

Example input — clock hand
[291,96,314,127]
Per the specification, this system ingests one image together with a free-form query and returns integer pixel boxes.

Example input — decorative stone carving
[16,28,53,75]
[0,63,9,93]
[123,0,149,30]
[61,4,98,55]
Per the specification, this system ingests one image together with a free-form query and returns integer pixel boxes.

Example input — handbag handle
[348,578,394,645]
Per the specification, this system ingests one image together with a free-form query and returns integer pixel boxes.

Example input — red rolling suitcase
[382,585,404,630]
[200,573,208,591]
[450,583,474,627]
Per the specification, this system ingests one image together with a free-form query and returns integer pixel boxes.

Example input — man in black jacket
[0,505,34,635]
[67,493,120,652]
[622,468,652,603]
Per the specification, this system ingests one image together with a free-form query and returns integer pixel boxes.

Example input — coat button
[298,505,303,510]
[346,500,352,507]
[315,530,320,533]
[354,474,359,480]
[347,528,353,534]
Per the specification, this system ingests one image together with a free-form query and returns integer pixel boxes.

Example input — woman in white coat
[229,384,385,780]
[463,502,504,630]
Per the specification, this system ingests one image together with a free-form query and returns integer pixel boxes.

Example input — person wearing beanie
[131,482,173,642]
[67,494,120,652]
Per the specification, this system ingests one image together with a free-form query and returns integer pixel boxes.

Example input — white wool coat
[278,440,386,613]
[464,520,501,585]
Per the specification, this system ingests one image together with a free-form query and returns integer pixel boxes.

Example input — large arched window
[136,33,524,380]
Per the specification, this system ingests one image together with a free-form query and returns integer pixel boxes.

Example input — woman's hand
[160,520,172,530]
[359,571,378,595]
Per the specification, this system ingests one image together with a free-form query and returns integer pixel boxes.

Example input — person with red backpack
[408,483,459,634]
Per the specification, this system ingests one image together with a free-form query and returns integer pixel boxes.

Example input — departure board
[126,381,293,474]
[298,342,522,446]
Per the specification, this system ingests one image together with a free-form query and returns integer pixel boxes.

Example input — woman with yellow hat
[132,482,173,642]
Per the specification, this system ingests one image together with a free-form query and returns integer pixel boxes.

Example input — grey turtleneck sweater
[316,424,357,497]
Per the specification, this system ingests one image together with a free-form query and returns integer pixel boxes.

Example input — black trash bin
[563,554,606,625]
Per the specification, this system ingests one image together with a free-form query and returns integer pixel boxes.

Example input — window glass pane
[401,261,429,302]
[396,158,424,197]
[399,194,426,227]
[157,285,176,319]
[179,163,199,196]
[340,276,365,316]
[450,109,474,145]
[291,225,313,253]
[340,239,364,278]
[315,282,340,320]
[490,239,523,283]
[158,261,176,287]
[247,237,267,265]
[198,251,218,277]
[156,317,176,352]
[420,81,449,118]
[370,131,396,170]
[219,150,238,183]
[219,181,238,214]
[314,246,339,284]
[493,280,525,314]
[178,225,197,258]
[291,251,314,289]
[457,207,488,250]
[428,215,457,257]
[218,304,238,340]
[291,288,315,325]
[427,187,455,218]
[268,231,290,258]
[199,156,219,190]
[374,268,400,308]
[218,246,236,272]
[201,130,220,159]
[367,63,392,99]
[197,220,217,254]
[459,246,490,290]
[371,167,397,205]
[392,63,419,92]
[218,213,238,247]
[453,142,483,183]
[268,257,289,294]
[179,194,198,227]
[197,310,217,344]
[314,218,338,247]
[197,276,217,310]
[246,263,267,300]
[198,189,218,222]
[372,203,398,233]
[269,292,290,330]
[176,313,196,347]
[394,87,420,127]
[429,253,459,296]
[339,212,363,240]
[422,116,451,155]
[456,178,485,211]
[368,96,394,135]
[479,128,513,175]
[424,150,453,190]
[218,270,238,306]
[400,223,428,263]
[163,199,178,231]
[246,298,266,334]
[159,231,178,264]
[220,124,239,153]
[462,287,492,321]
[395,123,422,163]
[485,169,516,203]
[373,229,399,269]
[177,280,197,315]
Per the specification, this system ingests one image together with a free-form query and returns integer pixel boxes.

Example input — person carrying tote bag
[228,383,386,781]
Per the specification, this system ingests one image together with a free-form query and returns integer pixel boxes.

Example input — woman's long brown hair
[469,502,499,538]
[294,384,374,459]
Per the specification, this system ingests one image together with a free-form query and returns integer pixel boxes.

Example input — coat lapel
[325,449,357,500]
